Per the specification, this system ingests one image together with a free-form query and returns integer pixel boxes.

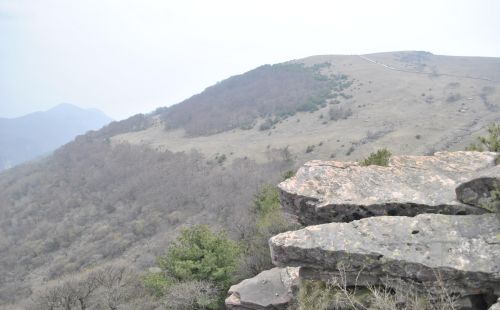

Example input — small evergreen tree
[360,148,392,166]
[144,225,241,308]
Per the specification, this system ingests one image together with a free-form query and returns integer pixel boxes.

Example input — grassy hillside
[0,51,499,308]
[116,51,500,163]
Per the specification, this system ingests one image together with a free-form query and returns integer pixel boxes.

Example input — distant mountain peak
[0,104,113,170]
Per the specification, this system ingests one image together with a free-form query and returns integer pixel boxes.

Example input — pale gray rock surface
[270,213,500,296]
[225,267,299,310]
[489,298,500,310]
[278,151,497,225]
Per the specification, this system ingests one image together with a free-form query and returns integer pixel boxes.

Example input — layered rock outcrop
[278,152,498,225]
[227,151,500,310]
[270,213,500,297]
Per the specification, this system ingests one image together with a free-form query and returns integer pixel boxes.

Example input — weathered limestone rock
[456,177,500,213]
[269,214,500,297]
[279,151,498,225]
[225,267,299,310]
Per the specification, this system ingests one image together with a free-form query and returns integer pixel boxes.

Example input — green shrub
[360,148,391,166]
[143,272,169,298]
[146,225,241,308]
[157,225,241,286]
[466,123,500,152]
[252,185,283,225]
[239,184,297,276]
[282,170,295,180]
[479,185,500,213]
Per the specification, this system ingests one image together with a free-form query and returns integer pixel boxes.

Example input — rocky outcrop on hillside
[226,151,500,310]
[278,151,498,225]
[270,213,500,296]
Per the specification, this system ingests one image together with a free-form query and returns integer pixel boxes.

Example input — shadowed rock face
[225,267,299,310]
[278,151,498,225]
[456,177,500,213]
[269,213,500,297]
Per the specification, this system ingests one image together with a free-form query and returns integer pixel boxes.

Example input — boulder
[225,267,299,309]
[269,213,500,297]
[456,177,500,213]
[278,151,498,225]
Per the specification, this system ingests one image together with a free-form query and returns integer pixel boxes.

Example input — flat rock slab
[279,151,498,225]
[270,214,500,296]
[225,267,299,310]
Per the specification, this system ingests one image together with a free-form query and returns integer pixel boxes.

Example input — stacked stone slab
[278,151,498,225]
[226,152,500,309]
[270,213,500,297]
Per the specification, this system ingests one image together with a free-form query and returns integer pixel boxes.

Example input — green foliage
[360,148,392,166]
[146,225,241,308]
[466,123,500,152]
[479,185,500,213]
[282,170,295,180]
[143,272,169,298]
[239,184,297,276]
[252,185,282,224]
[157,225,241,287]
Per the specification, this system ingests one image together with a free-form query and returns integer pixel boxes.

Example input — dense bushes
[0,136,294,305]
[29,264,153,310]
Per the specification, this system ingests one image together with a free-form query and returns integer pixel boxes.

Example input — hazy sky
[1,0,499,120]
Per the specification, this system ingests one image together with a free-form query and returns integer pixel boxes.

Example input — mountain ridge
[0,103,112,170]
[0,51,499,307]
